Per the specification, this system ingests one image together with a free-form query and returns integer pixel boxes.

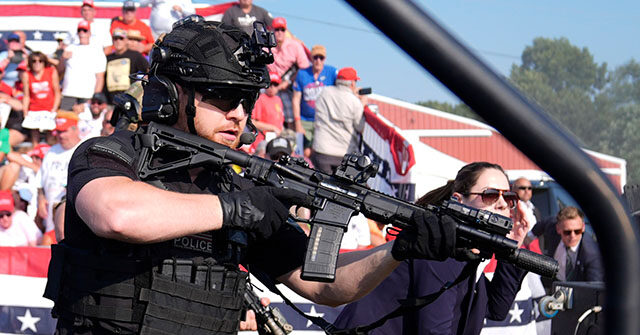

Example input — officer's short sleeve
[67,131,139,203]
[244,221,308,280]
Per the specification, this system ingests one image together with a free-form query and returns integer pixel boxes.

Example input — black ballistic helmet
[150,16,271,89]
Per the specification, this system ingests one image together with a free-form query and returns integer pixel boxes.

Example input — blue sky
[203,0,640,105]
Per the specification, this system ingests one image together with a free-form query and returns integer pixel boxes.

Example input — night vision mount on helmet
[150,15,274,88]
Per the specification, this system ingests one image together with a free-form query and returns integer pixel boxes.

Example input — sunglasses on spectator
[465,188,519,209]
[313,55,325,61]
[517,186,532,191]
[196,86,257,112]
[274,28,286,32]
[78,29,89,33]
[8,39,19,43]
[562,229,583,236]
[0,211,12,218]
[113,36,125,41]
[32,59,45,64]
[91,100,103,105]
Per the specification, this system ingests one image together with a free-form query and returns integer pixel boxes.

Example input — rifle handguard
[505,248,559,278]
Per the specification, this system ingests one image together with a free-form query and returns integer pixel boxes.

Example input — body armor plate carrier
[44,243,247,334]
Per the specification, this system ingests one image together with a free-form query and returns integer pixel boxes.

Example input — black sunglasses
[562,229,583,236]
[196,86,258,113]
[78,29,89,33]
[313,55,325,61]
[465,188,519,209]
[517,186,532,191]
[0,211,12,218]
[113,36,125,41]
[274,28,286,32]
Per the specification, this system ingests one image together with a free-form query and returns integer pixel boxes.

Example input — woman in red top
[20,51,61,146]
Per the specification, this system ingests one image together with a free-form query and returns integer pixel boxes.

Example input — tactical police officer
[44,17,457,334]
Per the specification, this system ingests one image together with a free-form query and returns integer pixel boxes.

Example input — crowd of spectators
[0,6,603,335]
[0,1,599,274]
[0,0,383,251]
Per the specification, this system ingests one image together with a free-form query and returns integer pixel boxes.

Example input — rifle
[136,122,559,281]
[244,283,293,335]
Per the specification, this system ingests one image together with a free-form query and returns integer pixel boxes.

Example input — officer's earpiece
[141,74,180,125]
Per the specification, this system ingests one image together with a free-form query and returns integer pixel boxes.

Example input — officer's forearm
[76,176,224,243]
[278,242,400,307]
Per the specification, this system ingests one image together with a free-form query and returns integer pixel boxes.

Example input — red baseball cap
[0,191,14,213]
[337,67,360,81]
[27,143,51,160]
[272,17,287,30]
[82,0,94,8]
[55,111,79,132]
[77,20,91,32]
[269,72,281,85]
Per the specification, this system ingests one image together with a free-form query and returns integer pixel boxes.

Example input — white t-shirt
[37,143,79,232]
[140,0,195,38]
[0,210,42,246]
[61,44,107,99]
[79,108,105,140]
[340,213,371,250]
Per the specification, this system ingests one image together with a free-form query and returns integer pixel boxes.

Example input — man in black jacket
[531,206,604,283]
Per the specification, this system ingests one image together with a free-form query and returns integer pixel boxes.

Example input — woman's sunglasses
[465,188,519,209]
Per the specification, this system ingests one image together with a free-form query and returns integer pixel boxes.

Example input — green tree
[594,60,640,183]
[509,37,607,148]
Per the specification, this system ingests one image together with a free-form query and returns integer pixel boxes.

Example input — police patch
[174,233,214,253]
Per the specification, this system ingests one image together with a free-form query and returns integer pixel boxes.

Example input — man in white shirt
[512,177,540,226]
[0,190,41,246]
[79,93,108,139]
[37,112,82,234]
[60,20,107,111]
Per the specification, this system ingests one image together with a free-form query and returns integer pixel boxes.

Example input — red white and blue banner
[0,1,234,56]
[360,105,416,201]
[0,246,55,335]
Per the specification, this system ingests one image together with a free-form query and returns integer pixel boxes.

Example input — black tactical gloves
[218,186,311,240]
[391,210,457,261]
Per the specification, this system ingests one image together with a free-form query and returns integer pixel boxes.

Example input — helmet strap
[186,86,198,135]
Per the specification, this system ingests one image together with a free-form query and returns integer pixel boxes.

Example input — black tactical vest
[44,137,250,334]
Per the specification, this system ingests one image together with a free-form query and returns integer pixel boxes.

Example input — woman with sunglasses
[334,161,530,335]
[20,51,61,146]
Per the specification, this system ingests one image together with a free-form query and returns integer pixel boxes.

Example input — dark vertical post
[345,0,640,333]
